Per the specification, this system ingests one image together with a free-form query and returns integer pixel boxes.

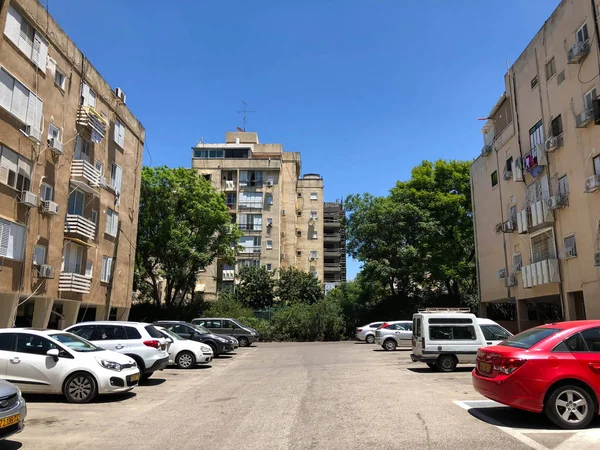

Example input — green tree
[236,265,275,309]
[136,166,241,305]
[277,267,323,305]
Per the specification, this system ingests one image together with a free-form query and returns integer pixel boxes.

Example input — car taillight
[380,323,390,329]
[143,340,160,349]
[492,356,526,374]
[357,328,363,333]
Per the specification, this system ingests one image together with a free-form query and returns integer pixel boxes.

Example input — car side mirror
[47,349,60,358]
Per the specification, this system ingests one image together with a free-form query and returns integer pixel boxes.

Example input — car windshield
[160,328,183,341]
[49,333,101,352]
[481,324,512,341]
[499,327,559,349]
[192,324,211,334]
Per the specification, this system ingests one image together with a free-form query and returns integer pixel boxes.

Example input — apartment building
[471,0,600,330]
[191,131,325,298]
[0,0,144,328]
[323,201,346,293]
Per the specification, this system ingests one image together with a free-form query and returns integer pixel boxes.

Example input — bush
[205,294,254,319]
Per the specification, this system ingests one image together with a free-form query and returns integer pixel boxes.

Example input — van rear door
[412,316,424,355]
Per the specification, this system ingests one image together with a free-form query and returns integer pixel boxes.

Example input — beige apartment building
[191,131,325,298]
[471,0,600,330]
[0,0,144,328]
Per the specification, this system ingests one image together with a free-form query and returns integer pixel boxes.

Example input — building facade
[471,0,600,330]
[0,0,144,328]
[191,131,326,298]
[323,201,346,293]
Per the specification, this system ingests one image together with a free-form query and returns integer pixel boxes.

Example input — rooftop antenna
[237,101,255,132]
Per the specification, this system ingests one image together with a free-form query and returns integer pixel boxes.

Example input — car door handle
[115,345,124,350]
[9,357,20,364]
[588,362,600,373]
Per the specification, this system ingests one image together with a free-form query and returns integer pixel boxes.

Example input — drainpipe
[469,170,482,316]
[591,0,600,76]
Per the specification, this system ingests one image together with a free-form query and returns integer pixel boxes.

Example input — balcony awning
[70,180,99,196]
[64,236,95,248]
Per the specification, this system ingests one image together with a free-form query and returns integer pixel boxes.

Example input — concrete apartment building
[323,201,346,293]
[191,131,328,298]
[471,0,600,330]
[0,0,144,328]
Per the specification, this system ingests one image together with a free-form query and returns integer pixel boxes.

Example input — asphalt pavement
[2,342,599,450]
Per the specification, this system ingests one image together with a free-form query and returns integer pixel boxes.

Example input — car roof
[536,320,600,331]
[477,318,501,325]
[0,328,73,335]
[68,321,151,326]
[154,320,187,324]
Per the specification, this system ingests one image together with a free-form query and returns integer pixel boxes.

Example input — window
[584,88,597,112]
[309,250,318,260]
[311,231,318,240]
[297,192,302,198]
[105,209,118,237]
[594,155,600,175]
[297,251,302,257]
[509,205,517,224]
[62,242,83,273]
[114,119,125,148]
[310,271,318,278]
[545,58,556,80]
[310,211,318,219]
[310,192,318,200]
[0,145,31,191]
[238,214,262,231]
[501,327,560,349]
[266,240,273,249]
[67,189,85,216]
[576,23,589,43]
[581,328,600,352]
[266,194,273,206]
[55,67,66,90]
[491,170,498,187]
[0,218,26,261]
[95,326,126,341]
[226,193,237,207]
[531,231,556,263]
[238,192,262,209]
[558,175,569,197]
[95,160,103,175]
[193,149,225,158]
[551,115,563,137]
[297,230,302,237]
[0,333,16,351]
[80,82,96,108]
[239,170,263,187]
[481,325,511,341]
[110,163,123,193]
[297,210,302,217]
[266,263,273,271]
[0,67,43,130]
[237,259,260,269]
[531,75,538,89]
[47,123,60,142]
[91,209,98,226]
[512,252,522,272]
[238,236,260,252]
[505,157,513,174]
[565,333,587,352]
[100,256,113,283]
[15,333,57,356]
[564,234,577,258]
[529,120,544,150]
[33,244,46,265]
[40,182,53,201]
[266,218,273,227]
[4,6,48,70]
[429,326,476,341]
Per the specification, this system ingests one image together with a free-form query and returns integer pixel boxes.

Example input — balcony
[324,264,341,272]
[58,272,92,294]
[238,202,263,211]
[71,159,102,192]
[239,180,263,190]
[76,105,108,142]
[324,249,340,256]
[324,234,340,242]
[324,218,341,228]
[238,223,262,233]
[521,259,559,288]
[238,246,261,254]
[223,180,237,191]
[64,214,96,240]
[226,202,236,212]
[222,269,235,281]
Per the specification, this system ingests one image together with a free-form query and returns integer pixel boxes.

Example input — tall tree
[236,266,275,309]
[136,166,240,305]
[277,267,323,305]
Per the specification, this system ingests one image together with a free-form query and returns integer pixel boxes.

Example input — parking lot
[2,342,600,450]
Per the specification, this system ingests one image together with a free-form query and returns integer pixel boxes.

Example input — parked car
[155,327,214,369]
[153,321,234,356]
[0,380,26,440]
[375,321,412,351]
[65,321,169,381]
[474,321,600,429]
[0,329,139,403]
[191,318,259,347]
[355,322,384,344]
[411,309,511,372]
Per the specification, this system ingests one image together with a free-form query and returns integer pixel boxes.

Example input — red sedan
[472,320,600,429]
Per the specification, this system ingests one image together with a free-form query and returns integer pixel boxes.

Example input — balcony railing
[226,203,236,211]
[58,272,92,294]
[238,202,263,210]
[324,264,341,271]
[324,234,340,241]
[238,246,262,254]
[76,105,108,141]
[324,249,340,256]
[64,214,96,240]
[239,180,263,188]
[222,269,235,281]
[238,223,262,232]
[521,259,559,288]
[71,159,102,187]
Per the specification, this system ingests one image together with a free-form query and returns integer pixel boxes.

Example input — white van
[410,308,512,372]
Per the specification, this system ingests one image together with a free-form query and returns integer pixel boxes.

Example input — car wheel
[64,372,97,404]
[176,351,196,369]
[207,343,218,356]
[426,363,437,370]
[383,339,397,351]
[238,337,250,347]
[545,385,596,429]
[365,335,375,344]
[436,354,457,372]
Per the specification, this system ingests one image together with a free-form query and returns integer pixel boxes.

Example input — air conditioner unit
[547,196,565,210]
[495,223,503,233]
[38,264,54,279]
[576,109,594,128]
[502,220,515,233]
[595,252,600,266]
[497,268,506,280]
[545,136,559,152]
[481,144,493,156]
[585,175,600,193]
[503,170,513,180]
[48,138,64,155]
[41,200,59,215]
[99,176,107,188]
[19,191,38,208]
[504,274,517,287]
[265,181,273,187]
[24,125,42,144]
[115,87,127,104]
[567,41,590,64]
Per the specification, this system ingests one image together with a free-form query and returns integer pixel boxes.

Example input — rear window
[481,325,511,341]
[371,322,383,328]
[429,326,476,341]
[413,318,421,337]
[500,327,559,349]
[145,325,163,339]
[124,326,142,340]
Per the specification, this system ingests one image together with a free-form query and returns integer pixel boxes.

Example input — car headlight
[16,387,22,399]
[216,337,228,343]
[96,358,123,372]
[201,345,212,353]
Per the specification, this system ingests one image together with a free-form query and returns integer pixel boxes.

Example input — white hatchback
[0,329,139,403]
[156,327,214,369]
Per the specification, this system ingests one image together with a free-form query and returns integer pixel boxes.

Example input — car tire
[207,343,219,356]
[141,372,153,381]
[238,337,250,347]
[176,351,196,369]
[365,335,375,344]
[64,372,97,404]
[426,363,437,370]
[436,354,457,372]
[544,384,596,429]
[126,354,145,373]
[383,339,397,351]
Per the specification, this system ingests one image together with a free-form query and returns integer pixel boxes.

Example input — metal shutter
[32,32,48,71]
[4,6,22,46]
[0,219,10,257]
[26,91,43,129]
[11,78,29,123]
[0,69,14,112]
[8,221,25,261]
[0,146,18,188]
[16,156,31,192]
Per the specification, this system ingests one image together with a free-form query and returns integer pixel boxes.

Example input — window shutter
[9,222,25,261]
[4,6,22,46]
[11,79,29,123]
[26,92,43,129]
[114,120,120,144]
[112,212,118,236]
[105,211,112,235]
[0,219,11,257]
[32,32,48,71]
[107,258,113,281]
[115,165,122,193]
[0,69,14,112]
[17,157,31,191]
[85,260,93,277]
[0,147,18,188]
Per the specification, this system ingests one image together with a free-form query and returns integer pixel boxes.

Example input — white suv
[65,322,169,381]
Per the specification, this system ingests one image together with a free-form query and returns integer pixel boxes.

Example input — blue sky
[50,0,560,279]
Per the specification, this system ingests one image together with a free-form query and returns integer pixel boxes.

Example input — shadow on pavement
[406,367,474,373]
[140,378,166,387]
[0,439,23,450]
[372,348,412,352]
[216,355,234,359]
[23,391,136,404]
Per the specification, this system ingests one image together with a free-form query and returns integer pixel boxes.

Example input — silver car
[0,380,26,440]
[355,322,384,344]
[375,321,413,351]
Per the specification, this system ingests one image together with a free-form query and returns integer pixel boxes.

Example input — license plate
[131,373,140,382]
[0,414,20,429]
[479,362,492,373]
